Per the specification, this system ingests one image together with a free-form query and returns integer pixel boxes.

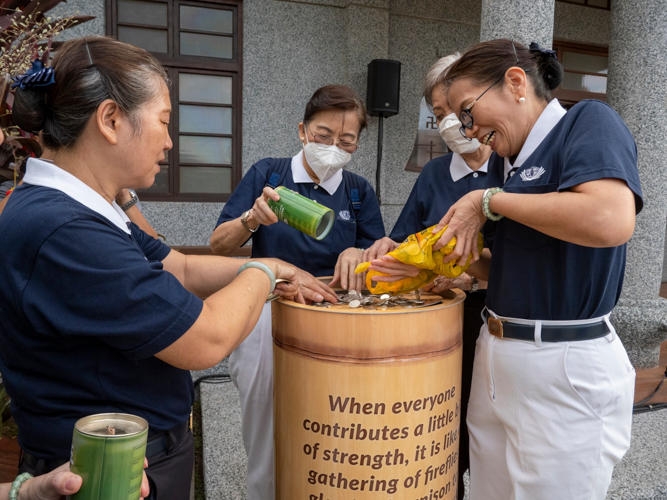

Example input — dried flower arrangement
[0,0,94,186]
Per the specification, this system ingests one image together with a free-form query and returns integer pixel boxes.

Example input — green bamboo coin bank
[69,413,148,500]
[267,186,335,240]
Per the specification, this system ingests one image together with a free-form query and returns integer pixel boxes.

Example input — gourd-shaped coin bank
[355,225,484,295]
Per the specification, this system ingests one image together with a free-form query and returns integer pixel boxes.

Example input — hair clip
[11,60,56,90]
[84,39,94,66]
[529,42,557,59]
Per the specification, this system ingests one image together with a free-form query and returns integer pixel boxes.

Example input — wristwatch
[241,209,259,233]
[470,276,479,293]
[119,190,139,212]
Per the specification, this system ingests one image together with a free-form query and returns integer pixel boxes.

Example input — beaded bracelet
[9,472,33,500]
[482,187,505,221]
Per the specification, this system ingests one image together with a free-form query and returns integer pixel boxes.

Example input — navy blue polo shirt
[0,177,202,459]
[216,154,385,276]
[486,100,643,320]
[390,152,505,242]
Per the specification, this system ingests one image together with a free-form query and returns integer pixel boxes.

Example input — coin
[349,300,361,308]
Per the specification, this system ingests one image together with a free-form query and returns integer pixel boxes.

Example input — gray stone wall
[553,1,609,45]
[47,0,106,40]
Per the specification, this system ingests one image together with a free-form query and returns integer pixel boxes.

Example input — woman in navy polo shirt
[364,53,503,500]
[210,84,385,500]
[0,37,310,500]
[374,39,641,500]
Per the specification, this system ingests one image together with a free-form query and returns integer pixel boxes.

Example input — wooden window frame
[556,0,610,10]
[106,0,243,202]
[552,40,608,108]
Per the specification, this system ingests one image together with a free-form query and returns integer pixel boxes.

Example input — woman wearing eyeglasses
[371,39,642,500]
[209,84,384,500]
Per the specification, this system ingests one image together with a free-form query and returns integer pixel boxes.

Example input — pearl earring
[519,97,526,103]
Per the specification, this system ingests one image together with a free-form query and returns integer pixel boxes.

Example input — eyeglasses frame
[458,39,527,141]
[304,122,360,153]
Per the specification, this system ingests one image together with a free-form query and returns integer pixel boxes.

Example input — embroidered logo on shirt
[339,210,351,220]
[520,166,546,182]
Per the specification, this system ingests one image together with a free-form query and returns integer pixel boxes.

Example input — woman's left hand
[433,189,487,266]
[13,461,150,500]
[330,248,364,292]
[422,273,471,294]
[367,255,421,282]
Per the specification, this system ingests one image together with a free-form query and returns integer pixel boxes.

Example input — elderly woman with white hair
[363,53,504,500]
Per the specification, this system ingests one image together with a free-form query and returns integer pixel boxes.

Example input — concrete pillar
[606,0,667,368]
[480,0,555,48]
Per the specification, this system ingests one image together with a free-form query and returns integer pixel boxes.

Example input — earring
[519,97,526,103]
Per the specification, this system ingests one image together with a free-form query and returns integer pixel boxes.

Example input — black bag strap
[265,158,292,188]
[342,170,363,214]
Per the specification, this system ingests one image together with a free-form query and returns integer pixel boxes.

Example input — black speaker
[366,59,401,117]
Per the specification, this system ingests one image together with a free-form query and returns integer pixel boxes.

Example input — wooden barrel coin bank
[273,288,465,500]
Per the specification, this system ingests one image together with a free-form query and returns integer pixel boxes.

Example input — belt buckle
[488,317,504,338]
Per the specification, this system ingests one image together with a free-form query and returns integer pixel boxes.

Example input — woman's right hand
[432,189,487,266]
[248,187,281,227]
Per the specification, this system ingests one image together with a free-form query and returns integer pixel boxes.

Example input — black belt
[19,421,190,475]
[18,451,68,476]
[482,309,611,342]
[146,421,190,458]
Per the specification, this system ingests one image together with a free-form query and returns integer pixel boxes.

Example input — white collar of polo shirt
[23,157,132,235]
[504,98,567,180]
[449,152,489,183]
[291,150,343,195]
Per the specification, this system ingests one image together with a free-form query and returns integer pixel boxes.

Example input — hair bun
[529,42,564,91]
[542,57,564,90]
[12,86,49,133]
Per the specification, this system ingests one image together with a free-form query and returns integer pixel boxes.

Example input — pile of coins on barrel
[312,289,433,310]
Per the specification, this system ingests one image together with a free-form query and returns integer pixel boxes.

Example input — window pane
[141,163,169,194]
[587,0,609,7]
[562,51,608,74]
[180,5,233,34]
[180,167,231,193]
[118,0,167,27]
[180,32,232,59]
[118,26,167,53]
[180,105,232,135]
[562,72,607,93]
[179,74,232,104]
[180,136,232,164]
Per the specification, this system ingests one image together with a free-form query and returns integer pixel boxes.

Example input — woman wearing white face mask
[209,84,384,500]
[362,54,504,500]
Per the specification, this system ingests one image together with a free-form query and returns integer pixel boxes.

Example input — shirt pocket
[329,217,358,256]
[504,182,559,251]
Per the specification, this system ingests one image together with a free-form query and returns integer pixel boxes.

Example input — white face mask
[302,131,351,183]
[438,113,482,155]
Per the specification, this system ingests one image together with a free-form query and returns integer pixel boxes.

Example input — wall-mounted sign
[405,98,449,173]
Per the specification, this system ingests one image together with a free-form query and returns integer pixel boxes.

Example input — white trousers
[467,319,635,500]
[229,303,275,500]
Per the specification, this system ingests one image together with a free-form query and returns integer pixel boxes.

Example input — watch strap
[119,190,139,212]
[241,210,259,233]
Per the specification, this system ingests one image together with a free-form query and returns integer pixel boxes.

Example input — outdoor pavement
[197,359,667,500]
